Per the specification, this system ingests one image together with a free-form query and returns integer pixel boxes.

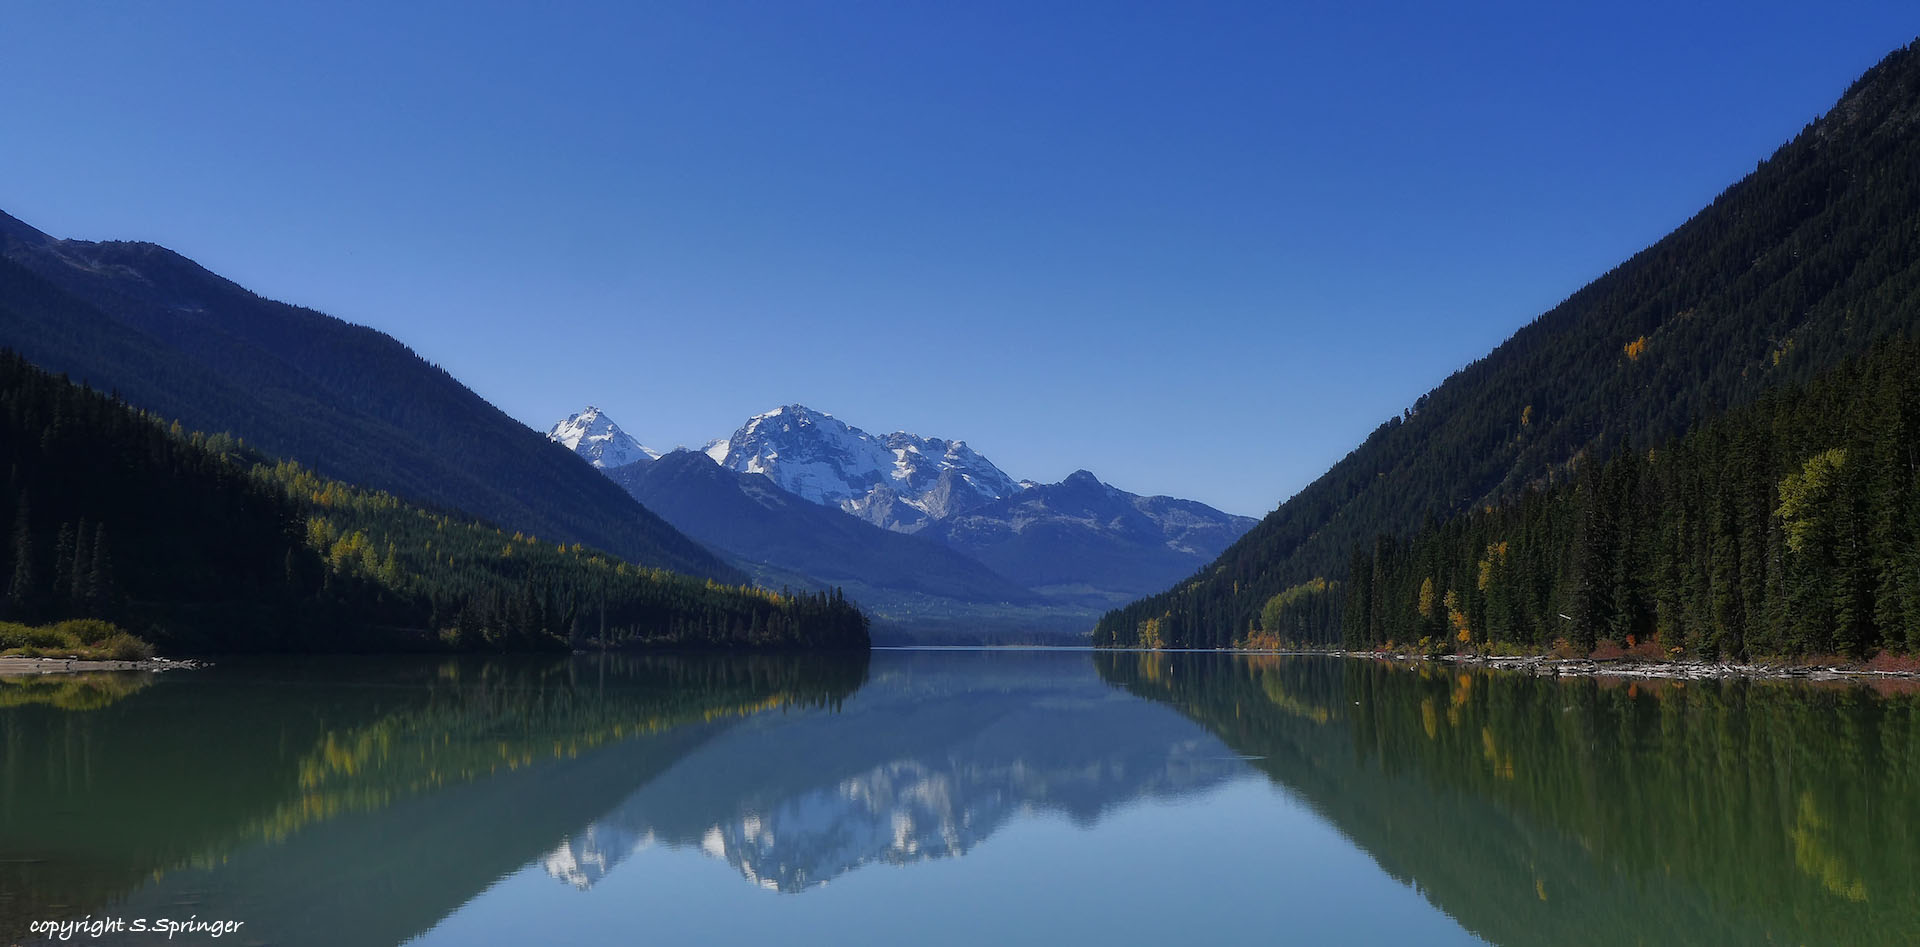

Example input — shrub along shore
[0,618,154,661]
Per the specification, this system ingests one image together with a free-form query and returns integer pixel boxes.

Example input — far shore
[0,656,205,676]
[1218,648,1920,682]
[9,647,1919,685]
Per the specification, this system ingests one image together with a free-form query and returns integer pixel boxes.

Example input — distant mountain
[926,469,1261,607]
[554,405,1256,617]
[606,448,1040,606]
[704,404,1021,532]
[1097,37,1920,648]
[549,406,660,469]
[0,211,736,581]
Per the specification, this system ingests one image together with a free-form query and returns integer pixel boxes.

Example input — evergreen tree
[6,495,36,621]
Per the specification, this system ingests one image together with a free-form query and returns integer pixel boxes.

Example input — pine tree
[69,519,92,612]
[88,522,114,614]
[51,521,76,611]
[6,495,37,621]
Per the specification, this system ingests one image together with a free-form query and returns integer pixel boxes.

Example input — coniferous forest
[1096,39,1920,654]
[1341,338,1920,659]
[0,350,868,653]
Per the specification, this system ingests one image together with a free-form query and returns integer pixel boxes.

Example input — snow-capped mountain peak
[548,406,660,469]
[705,405,1021,532]
[552,399,1256,604]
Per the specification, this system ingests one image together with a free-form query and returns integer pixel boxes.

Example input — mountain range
[550,405,1257,632]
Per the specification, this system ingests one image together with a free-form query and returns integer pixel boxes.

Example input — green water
[1,650,1912,945]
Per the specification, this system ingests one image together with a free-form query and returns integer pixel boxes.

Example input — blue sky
[2,2,1914,516]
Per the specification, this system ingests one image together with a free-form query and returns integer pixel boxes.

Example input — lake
[2,649,1914,945]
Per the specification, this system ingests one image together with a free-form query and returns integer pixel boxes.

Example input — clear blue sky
[3,2,1914,516]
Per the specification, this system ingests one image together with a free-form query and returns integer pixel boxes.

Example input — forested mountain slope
[1099,38,1920,648]
[0,351,866,652]
[0,215,735,581]
[1338,337,1920,660]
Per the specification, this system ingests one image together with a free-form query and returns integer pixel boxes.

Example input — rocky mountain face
[703,405,1020,532]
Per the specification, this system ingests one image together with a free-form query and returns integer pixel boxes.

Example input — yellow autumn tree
[1445,589,1471,644]
[1137,616,1165,649]
[1476,541,1508,591]
[1776,448,1847,554]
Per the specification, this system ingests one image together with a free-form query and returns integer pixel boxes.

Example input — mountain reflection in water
[14,649,1900,946]
[0,650,1252,946]
[539,648,1244,892]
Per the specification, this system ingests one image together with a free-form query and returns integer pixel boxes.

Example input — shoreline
[7,647,1916,684]
[1245,649,1920,682]
[0,656,206,676]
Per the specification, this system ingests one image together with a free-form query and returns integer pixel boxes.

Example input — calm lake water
[2,649,1915,946]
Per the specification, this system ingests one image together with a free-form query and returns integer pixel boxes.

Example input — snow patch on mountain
[543,827,657,890]
[548,406,661,468]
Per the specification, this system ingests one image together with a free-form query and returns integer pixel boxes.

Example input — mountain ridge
[0,211,739,582]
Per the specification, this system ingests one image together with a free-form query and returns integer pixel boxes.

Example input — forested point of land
[0,350,869,653]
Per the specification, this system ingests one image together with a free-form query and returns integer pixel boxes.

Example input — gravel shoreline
[0,656,206,675]
[1316,650,1920,682]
